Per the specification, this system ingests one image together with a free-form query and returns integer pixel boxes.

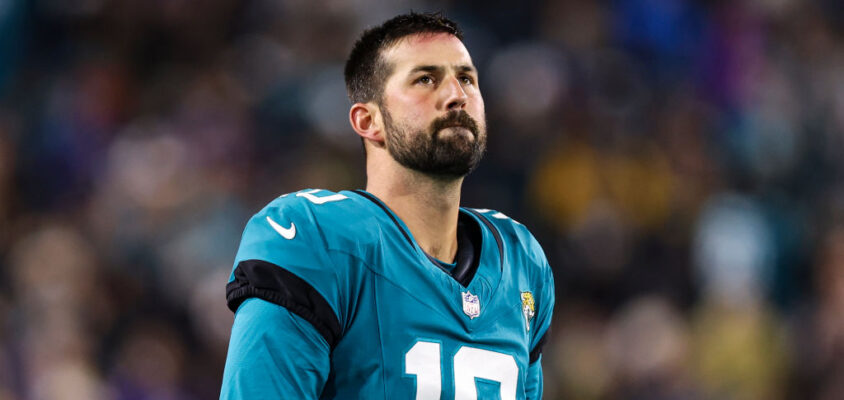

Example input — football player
[221,12,554,400]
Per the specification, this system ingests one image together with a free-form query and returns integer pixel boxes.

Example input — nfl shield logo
[462,291,480,319]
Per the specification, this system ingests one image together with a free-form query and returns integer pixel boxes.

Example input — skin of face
[378,32,487,157]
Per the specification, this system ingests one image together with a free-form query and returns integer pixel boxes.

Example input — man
[221,12,554,399]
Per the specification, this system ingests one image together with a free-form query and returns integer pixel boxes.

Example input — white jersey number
[405,341,518,400]
[295,189,348,204]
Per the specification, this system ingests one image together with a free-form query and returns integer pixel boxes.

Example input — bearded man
[221,12,554,400]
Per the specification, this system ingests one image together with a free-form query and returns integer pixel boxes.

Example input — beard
[382,107,487,179]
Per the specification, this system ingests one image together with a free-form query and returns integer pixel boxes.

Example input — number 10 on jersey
[405,340,519,400]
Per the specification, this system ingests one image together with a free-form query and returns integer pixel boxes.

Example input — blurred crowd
[0,0,843,399]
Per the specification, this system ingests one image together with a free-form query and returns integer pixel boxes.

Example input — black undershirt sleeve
[226,259,342,349]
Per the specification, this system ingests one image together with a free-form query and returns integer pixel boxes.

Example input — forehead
[381,33,474,73]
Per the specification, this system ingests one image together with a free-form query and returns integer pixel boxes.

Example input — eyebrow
[408,64,477,75]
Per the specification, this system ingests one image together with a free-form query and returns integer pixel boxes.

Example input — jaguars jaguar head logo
[521,291,535,331]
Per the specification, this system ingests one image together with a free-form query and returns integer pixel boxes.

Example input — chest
[330,248,535,400]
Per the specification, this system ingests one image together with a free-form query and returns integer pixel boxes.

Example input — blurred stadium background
[0,0,843,399]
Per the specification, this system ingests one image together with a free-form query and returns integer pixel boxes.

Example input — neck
[366,166,463,263]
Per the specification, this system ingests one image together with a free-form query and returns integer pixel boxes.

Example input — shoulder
[467,208,552,278]
[245,188,380,254]
[233,188,382,275]
[468,208,547,263]
[258,188,366,225]
[229,190,372,347]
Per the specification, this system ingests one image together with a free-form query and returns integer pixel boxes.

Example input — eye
[460,75,475,85]
[415,75,435,85]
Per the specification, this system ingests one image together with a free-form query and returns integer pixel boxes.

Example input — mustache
[430,111,480,138]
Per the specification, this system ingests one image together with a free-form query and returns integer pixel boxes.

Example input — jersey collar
[351,189,503,288]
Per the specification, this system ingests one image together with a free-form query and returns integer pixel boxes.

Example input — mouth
[431,111,479,139]
[438,126,474,138]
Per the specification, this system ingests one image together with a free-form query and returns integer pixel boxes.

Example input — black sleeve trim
[529,330,548,364]
[226,259,342,349]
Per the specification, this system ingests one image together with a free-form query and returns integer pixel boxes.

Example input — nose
[442,76,467,111]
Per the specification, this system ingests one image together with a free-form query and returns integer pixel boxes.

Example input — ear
[349,102,385,146]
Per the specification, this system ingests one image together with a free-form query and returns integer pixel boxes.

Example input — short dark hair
[344,12,463,104]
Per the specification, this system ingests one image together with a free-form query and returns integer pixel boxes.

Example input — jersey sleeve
[225,194,349,348]
[524,233,553,399]
[221,298,330,399]
[222,193,354,398]
[524,355,543,399]
[529,252,554,364]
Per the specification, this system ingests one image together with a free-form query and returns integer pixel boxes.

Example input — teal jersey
[221,189,554,399]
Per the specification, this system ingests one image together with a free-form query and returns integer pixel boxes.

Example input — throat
[366,178,462,264]
[423,240,458,264]
[423,211,482,287]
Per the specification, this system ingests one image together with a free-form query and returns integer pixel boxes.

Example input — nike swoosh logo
[266,216,296,239]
